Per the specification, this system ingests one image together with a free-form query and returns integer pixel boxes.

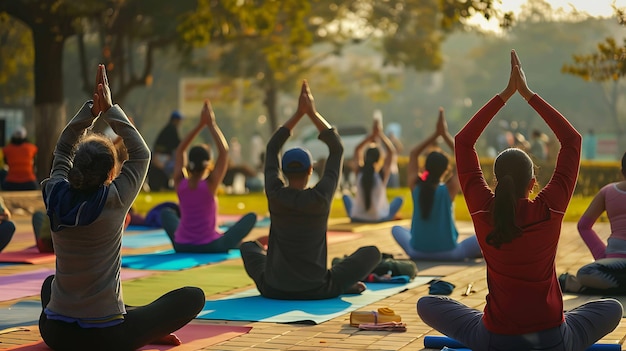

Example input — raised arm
[48,65,107,181]
[300,80,344,193]
[264,81,308,192]
[205,100,230,194]
[98,66,150,204]
[577,188,608,260]
[455,51,517,211]
[353,132,375,170]
[375,120,396,184]
[435,108,461,199]
[302,82,332,132]
[514,50,582,209]
[172,104,206,186]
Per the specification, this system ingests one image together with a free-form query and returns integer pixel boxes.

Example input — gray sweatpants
[417,296,622,351]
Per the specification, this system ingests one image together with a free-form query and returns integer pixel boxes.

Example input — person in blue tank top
[391,108,482,261]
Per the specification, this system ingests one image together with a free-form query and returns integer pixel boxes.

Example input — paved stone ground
[0,191,625,350]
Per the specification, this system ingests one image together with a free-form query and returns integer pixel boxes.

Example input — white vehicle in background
[282,124,368,163]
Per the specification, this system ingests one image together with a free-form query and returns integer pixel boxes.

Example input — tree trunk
[264,81,279,133]
[35,103,66,181]
[32,28,67,181]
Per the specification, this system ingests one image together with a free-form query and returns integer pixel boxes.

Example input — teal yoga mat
[423,336,620,351]
[0,301,41,329]
[197,276,434,324]
[122,230,172,249]
[121,249,241,270]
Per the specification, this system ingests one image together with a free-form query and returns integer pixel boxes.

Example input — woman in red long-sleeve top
[417,50,622,351]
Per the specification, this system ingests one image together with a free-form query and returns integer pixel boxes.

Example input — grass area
[133,188,602,223]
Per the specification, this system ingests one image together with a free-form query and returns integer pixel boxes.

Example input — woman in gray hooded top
[38,64,204,351]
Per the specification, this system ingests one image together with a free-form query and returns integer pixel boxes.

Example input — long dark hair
[487,148,534,248]
[68,134,118,191]
[360,147,380,210]
[188,144,211,175]
[418,151,449,219]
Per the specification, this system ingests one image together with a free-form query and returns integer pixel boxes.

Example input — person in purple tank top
[160,100,256,253]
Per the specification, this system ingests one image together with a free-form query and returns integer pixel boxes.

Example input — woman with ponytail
[416,50,622,350]
[39,64,204,350]
[391,108,482,261]
[160,100,256,253]
[342,119,403,222]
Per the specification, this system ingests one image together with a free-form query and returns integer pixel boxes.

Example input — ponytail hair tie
[420,171,429,182]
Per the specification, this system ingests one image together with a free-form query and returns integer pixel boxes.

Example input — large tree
[0,0,195,180]
[178,0,505,132]
[562,36,626,153]
[0,1,108,181]
[0,13,33,105]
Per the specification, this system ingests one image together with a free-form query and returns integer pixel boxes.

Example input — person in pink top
[417,50,622,350]
[560,151,626,294]
[160,100,256,253]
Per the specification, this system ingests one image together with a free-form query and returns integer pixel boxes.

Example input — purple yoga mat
[0,268,152,302]
[0,268,54,302]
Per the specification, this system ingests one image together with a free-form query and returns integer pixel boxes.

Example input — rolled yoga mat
[423,336,621,351]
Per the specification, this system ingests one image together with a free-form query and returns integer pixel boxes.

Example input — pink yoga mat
[0,247,55,264]
[4,324,252,351]
[0,268,54,302]
[0,268,152,302]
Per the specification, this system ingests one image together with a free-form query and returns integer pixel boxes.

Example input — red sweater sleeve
[529,95,582,212]
[455,95,505,213]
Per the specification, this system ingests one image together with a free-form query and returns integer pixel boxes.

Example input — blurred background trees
[1,0,625,181]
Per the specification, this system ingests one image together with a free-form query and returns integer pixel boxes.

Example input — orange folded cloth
[350,307,401,327]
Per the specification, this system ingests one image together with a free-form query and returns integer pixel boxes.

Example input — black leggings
[161,209,257,253]
[0,220,15,252]
[39,275,205,351]
[240,242,381,300]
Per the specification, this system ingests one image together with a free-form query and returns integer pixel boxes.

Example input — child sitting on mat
[38,64,204,351]
[159,99,256,253]
[417,50,622,350]
[560,151,626,294]
[342,119,403,223]
[239,80,381,300]
[391,107,482,261]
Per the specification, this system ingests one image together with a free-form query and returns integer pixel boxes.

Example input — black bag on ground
[332,253,417,279]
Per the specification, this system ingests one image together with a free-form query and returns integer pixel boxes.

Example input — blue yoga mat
[126,224,159,231]
[0,300,41,329]
[122,230,172,249]
[121,249,241,270]
[198,276,434,324]
[423,336,620,351]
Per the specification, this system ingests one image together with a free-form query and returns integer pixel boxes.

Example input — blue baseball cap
[170,110,183,120]
[281,147,312,174]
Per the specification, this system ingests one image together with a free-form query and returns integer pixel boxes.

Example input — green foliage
[562,37,626,82]
[0,13,33,104]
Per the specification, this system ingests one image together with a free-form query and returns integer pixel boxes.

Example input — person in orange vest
[1,126,38,190]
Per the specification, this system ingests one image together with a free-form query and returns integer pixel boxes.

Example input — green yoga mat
[123,264,252,305]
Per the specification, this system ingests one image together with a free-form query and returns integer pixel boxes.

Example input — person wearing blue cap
[148,110,183,190]
[239,80,381,300]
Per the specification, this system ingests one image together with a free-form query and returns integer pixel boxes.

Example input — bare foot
[345,281,366,294]
[151,333,181,345]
